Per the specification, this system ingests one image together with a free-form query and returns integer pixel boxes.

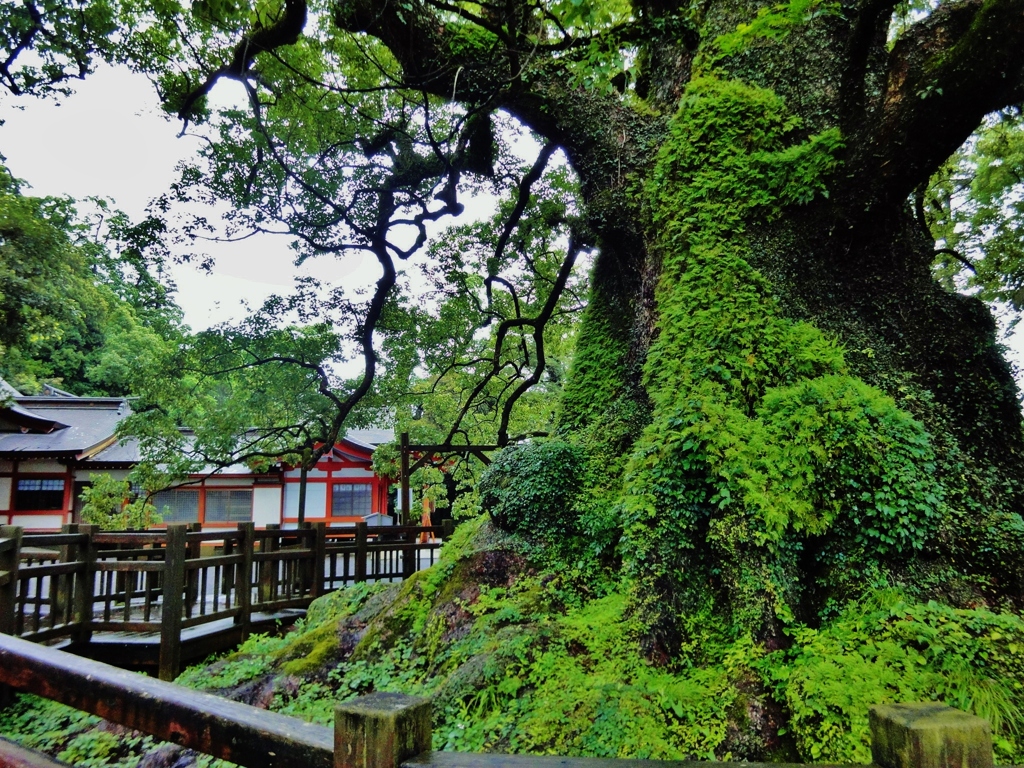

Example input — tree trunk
[176,0,1024,655]
[549,0,1024,653]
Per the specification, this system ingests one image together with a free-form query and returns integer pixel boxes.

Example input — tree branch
[178,0,308,122]
[866,0,1024,208]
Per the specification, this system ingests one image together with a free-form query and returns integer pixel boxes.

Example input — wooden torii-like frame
[398,432,500,523]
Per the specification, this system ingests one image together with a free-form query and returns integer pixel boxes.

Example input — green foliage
[712,0,840,60]
[119,318,352,483]
[765,590,1024,763]
[619,75,942,638]
[0,693,166,768]
[926,110,1024,311]
[9,522,1024,766]
[0,166,181,396]
[478,441,589,540]
[79,474,162,530]
[175,631,292,691]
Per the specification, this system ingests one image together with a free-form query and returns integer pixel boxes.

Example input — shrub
[478,441,589,540]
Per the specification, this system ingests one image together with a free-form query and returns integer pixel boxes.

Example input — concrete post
[870,702,993,768]
[335,692,431,768]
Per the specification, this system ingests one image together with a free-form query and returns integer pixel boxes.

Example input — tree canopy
[0,165,183,395]
[4,0,1024,672]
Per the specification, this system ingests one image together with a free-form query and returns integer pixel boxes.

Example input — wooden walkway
[0,521,451,679]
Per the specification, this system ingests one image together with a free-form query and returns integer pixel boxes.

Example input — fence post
[185,521,202,613]
[259,524,280,603]
[354,523,367,583]
[402,528,416,579]
[159,524,187,681]
[235,522,254,642]
[0,525,21,707]
[311,523,327,598]
[335,692,431,768]
[71,525,97,645]
[0,526,23,636]
[54,523,78,626]
[870,703,993,768]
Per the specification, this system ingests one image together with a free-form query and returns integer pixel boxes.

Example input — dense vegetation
[2,0,1024,759]
[0,166,182,396]
[4,518,1024,766]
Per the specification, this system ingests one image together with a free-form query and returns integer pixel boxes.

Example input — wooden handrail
[0,633,333,768]
[1,522,450,679]
[0,633,997,768]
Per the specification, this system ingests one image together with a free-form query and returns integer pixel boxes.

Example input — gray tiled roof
[0,398,128,457]
[344,427,394,450]
[0,389,392,464]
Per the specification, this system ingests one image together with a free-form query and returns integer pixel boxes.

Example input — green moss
[619,75,944,641]
[558,268,633,436]
[281,621,343,676]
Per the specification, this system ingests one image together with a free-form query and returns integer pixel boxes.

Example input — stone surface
[869,703,993,768]
[335,692,432,768]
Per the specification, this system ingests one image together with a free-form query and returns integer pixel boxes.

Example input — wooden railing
[0,520,452,679]
[0,633,998,768]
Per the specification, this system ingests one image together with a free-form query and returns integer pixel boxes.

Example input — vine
[619,75,945,642]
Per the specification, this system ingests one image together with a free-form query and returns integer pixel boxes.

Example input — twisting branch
[913,185,976,274]
[495,231,582,444]
[177,0,308,123]
[863,0,1024,208]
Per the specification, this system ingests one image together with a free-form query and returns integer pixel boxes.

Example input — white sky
[2,64,1024,385]
[0,65,372,330]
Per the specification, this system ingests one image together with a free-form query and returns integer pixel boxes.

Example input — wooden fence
[0,520,452,680]
[0,633,998,768]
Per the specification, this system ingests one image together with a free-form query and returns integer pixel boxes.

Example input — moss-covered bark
[545,0,1024,653]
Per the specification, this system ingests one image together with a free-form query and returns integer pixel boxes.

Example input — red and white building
[0,381,396,530]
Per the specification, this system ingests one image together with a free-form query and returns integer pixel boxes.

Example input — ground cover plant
[4,516,1023,766]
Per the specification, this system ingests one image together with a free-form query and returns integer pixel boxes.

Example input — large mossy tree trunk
[338,0,1024,652]
[552,0,1024,653]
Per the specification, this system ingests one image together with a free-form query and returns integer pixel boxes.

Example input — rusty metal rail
[1,521,453,679]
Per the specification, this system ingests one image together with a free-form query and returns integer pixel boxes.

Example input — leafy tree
[117,312,358,511]
[924,110,1024,311]
[0,166,183,395]
[78,474,161,530]
[4,0,1024,655]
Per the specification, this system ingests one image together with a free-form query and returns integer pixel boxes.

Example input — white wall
[11,514,64,529]
[283,482,327,519]
[282,468,327,479]
[73,469,130,481]
[18,460,66,473]
[334,467,373,478]
[252,486,282,526]
[0,477,10,510]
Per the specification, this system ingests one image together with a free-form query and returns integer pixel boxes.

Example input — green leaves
[0,166,183,395]
[79,474,163,530]
[620,76,937,636]
[769,591,1024,763]
[926,110,1024,311]
[478,441,590,541]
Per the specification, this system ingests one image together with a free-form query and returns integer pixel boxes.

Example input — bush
[478,441,589,540]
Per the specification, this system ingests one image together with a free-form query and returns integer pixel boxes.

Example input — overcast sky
[0,65,371,331]
[3,64,1024,384]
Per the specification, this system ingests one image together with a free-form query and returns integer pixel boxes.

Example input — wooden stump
[335,692,431,768]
